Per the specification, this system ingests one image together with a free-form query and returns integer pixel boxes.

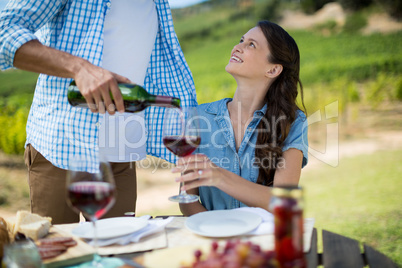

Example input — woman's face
[225,26,273,81]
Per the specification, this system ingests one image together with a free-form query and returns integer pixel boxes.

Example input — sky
[0,0,208,11]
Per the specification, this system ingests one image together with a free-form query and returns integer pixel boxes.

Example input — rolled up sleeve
[0,24,38,70]
[0,0,65,70]
[282,110,309,168]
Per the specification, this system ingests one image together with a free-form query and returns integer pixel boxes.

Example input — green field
[301,150,402,265]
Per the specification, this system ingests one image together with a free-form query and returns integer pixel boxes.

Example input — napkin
[87,216,173,247]
[233,207,275,235]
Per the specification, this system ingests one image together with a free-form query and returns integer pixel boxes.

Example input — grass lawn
[300,149,402,265]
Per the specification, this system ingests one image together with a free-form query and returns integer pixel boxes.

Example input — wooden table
[305,228,397,268]
[52,216,398,268]
[114,216,398,268]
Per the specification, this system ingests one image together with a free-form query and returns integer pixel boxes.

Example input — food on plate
[182,240,278,268]
[36,236,77,260]
[11,211,52,241]
[0,217,10,260]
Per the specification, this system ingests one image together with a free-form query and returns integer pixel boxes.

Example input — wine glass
[163,107,201,203]
[66,154,116,267]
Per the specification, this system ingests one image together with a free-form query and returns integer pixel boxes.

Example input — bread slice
[3,217,15,241]
[12,211,52,241]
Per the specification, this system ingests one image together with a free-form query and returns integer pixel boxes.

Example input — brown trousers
[24,144,137,224]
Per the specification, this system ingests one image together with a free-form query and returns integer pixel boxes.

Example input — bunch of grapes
[183,240,278,268]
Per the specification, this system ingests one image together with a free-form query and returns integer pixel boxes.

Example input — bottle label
[155,96,175,107]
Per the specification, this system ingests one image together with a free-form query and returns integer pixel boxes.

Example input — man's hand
[74,64,131,114]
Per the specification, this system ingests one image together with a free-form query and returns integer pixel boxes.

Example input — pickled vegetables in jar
[269,186,305,268]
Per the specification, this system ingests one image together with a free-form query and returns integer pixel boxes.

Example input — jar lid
[272,185,303,198]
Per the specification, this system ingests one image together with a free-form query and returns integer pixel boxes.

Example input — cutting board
[42,226,94,268]
[135,244,210,268]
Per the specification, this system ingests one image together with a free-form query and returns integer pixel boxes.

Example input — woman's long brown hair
[254,21,306,186]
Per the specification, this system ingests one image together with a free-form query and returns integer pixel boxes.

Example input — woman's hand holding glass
[171,153,231,192]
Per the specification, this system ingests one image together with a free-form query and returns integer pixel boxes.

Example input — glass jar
[269,186,306,268]
[3,240,42,268]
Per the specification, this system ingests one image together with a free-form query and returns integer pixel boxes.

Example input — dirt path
[280,2,402,34]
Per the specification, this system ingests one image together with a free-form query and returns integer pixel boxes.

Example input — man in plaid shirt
[0,0,197,223]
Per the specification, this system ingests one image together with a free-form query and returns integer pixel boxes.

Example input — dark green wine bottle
[67,81,181,112]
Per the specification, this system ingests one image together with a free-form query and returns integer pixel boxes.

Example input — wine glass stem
[179,181,188,196]
[92,219,101,266]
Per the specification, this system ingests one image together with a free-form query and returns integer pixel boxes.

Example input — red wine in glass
[163,107,201,203]
[68,181,115,220]
[163,135,201,157]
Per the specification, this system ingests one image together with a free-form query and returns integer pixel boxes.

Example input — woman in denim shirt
[172,21,308,216]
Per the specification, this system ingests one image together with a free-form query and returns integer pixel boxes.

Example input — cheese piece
[12,211,52,241]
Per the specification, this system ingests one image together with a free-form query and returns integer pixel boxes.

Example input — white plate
[72,217,148,239]
[185,210,262,237]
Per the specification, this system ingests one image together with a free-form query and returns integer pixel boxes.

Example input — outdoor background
[0,0,401,265]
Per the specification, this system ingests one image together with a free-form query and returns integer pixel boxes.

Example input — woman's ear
[266,64,283,78]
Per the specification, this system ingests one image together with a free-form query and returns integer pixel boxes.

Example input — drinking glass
[66,154,116,267]
[163,107,201,203]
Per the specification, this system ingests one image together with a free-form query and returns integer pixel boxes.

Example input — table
[115,217,398,268]
[55,216,398,268]
[305,229,397,268]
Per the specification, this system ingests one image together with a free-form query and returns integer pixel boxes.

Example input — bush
[0,94,31,155]
[300,0,334,14]
[394,77,402,101]
[365,73,398,107]
[374,0,402,20]
[337,0,373,11]
[343,12,367,33]
[0,108,28,155]
[313,20,339,34]
[257,0,280,22]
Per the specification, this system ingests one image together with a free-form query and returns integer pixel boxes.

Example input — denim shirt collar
[203,98,267,117]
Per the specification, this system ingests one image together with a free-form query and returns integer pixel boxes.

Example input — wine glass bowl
[67,161,115,221]
[163,107,201,203]
[163,135,201,157]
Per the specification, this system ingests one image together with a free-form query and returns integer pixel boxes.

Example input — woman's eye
[250,42,255,47]
[239,38,244,43]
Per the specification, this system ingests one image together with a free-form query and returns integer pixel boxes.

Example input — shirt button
[106,2,111,8]
[95,122,100,127]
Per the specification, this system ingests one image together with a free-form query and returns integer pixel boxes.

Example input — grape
[182,240,277,268]
[195,249,202,261]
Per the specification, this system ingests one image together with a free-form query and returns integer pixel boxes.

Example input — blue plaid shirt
[0,0,197,171]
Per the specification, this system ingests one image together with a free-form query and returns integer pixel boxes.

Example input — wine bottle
[67,81,181,113]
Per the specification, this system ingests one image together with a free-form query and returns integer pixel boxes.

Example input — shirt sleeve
[282,110,309,168]
[0,0,66,70]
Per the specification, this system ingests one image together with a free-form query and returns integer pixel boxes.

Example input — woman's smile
[230,54,243,63]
